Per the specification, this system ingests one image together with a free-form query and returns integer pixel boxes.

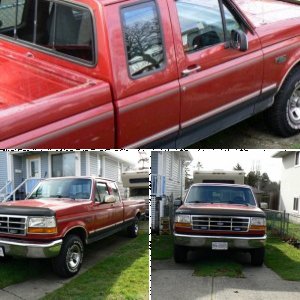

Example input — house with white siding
[0,151,133,201]
[151,151,192,199]
[273,151,300,216]
[151,151,192,231]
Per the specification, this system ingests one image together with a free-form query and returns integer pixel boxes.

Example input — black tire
[127,217,139,238]
[174,245,188,263]
[52,234,84,278]
[250,248,265,266]
[265,67,300,137]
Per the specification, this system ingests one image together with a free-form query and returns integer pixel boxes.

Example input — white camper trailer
[122,169,149,217]
[193,170,245,185]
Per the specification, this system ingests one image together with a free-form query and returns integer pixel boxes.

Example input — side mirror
[174,199,182,206]
[260,202,268,209]
[230,30,248,52]
[104,195,116,204]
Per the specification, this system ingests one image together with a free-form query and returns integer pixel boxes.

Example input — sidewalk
[152,259,300,300]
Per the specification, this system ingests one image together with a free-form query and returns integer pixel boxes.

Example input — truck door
[106,182,124,226]
[105,0,180,148]
[167,0,265,147]
[92,181,116,233]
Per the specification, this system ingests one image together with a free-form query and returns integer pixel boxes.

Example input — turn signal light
[174,222,192,228]
[249,225,266,231]
[27,227,57,234]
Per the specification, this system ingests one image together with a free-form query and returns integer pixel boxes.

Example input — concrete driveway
[192,114,300,149]
[152,253,300,300]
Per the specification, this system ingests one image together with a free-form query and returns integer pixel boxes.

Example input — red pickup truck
[0,0,300,148]
[174,183,266,265]
[0,177,145,277]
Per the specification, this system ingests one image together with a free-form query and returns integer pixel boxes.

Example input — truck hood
[177,203,265,217]
[0,199,91,216]
[234,0,300,27]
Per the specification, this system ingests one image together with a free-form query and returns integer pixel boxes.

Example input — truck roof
[191,183,252,189]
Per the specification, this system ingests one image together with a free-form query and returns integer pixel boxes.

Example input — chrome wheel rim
[134,222,139,235]
[67,244,81,270]
[287,83,300,127]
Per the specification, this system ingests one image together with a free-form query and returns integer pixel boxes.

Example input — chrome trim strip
[174,233,267,240]
[262,84,277,94]
[0,238,63,248]
[182,90,261,129]
[89,223,116,234]
[126,125,179,149]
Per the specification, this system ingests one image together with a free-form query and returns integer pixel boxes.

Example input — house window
[295,152,300,166]
[52,153,75,177]
[293,198,299,212]
[98,156,102,177]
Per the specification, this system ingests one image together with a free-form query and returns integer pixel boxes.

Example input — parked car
[173,183,266,265]
[0,0,300,148]
[0,177,145,277]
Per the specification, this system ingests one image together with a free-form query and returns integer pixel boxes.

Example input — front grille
[192,215,250,232]
[0,215,27,235]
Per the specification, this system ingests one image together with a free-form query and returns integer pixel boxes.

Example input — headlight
[174,214,191,229]
[250,217,266,226]
[250,217,266,231]
[27,216,57,234]
[175,214,191,224]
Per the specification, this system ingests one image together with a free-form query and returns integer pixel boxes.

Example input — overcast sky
[188,150,283,182]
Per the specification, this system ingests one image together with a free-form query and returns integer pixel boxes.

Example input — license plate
[0,247,4,257]
[212,242,228,250]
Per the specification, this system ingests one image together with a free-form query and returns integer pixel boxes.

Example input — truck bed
[0,46,112,143]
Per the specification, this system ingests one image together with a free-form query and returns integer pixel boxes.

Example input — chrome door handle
[181,65,201,77]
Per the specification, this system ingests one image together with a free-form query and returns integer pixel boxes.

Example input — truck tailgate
[0,47,114,146]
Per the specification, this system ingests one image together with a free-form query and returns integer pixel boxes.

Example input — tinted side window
[121,1,165,78]
[0,0,26,36]
[176,0,224,53]
[0,0,94,63]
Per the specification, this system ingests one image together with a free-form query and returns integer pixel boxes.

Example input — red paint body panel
[0,0,300,147]
[0,177,145,242]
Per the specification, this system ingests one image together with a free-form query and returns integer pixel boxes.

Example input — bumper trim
[0,238,63,258]
[174,233,266,249]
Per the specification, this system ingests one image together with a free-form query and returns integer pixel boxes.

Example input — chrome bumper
[174,233,266,249]
[0,238,63,258]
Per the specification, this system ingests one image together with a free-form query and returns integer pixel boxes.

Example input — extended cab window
[121,1,165,78]
[0,0,94,63]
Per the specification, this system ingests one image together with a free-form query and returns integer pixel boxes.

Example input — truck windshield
[185,186,256,206]
[28,178,92,200]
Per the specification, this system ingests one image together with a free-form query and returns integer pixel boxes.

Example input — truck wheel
[128,217,139,238]
[250,248,265,266]
[174,245,188,263]
[52,234,84,278]
[265,67,300,136]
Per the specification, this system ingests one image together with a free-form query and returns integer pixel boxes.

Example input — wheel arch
[63,226,88,245]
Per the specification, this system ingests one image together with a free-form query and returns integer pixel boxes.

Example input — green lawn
[265,236,300,281]
[43,233,149,300]
[151,235,173,260]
